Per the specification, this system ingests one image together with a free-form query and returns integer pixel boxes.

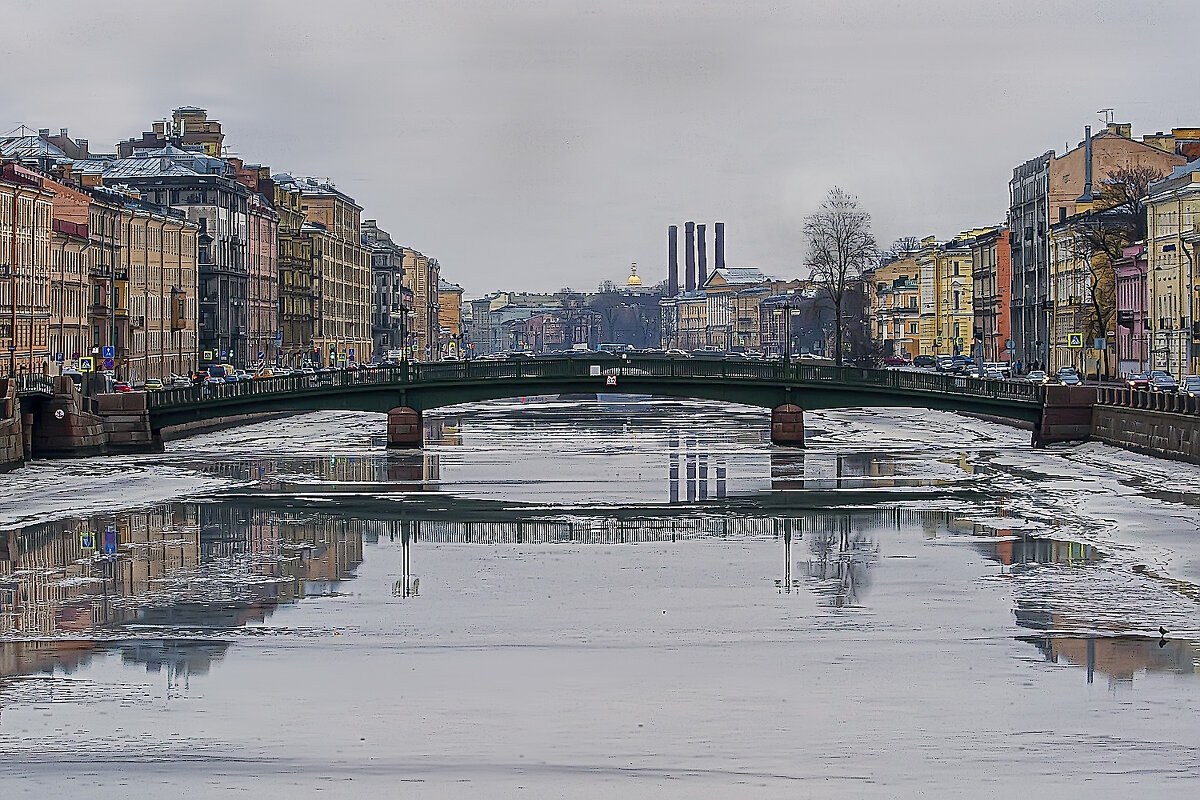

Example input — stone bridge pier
[387,407,423,448]
[771,404,805,447]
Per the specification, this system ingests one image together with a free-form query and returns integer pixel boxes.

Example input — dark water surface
[2,399,1199,797]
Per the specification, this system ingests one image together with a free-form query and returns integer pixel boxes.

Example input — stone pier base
[387,407,423,449]
[771,404,805,447]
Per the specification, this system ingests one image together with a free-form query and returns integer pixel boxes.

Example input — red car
[883,355,912,366]
[1125,373,1150,391]
[112,381,132,392]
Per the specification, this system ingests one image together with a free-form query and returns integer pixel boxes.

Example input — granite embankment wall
[1092,405,1200,465]
[0,379,27,472]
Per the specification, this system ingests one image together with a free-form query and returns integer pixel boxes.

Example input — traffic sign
[220,350,228,359]
[605,375,618,386]
[103,358,114,370]
[101,345,115,359]
[1005,339,1015,352]
[348,348,355,357]
[54,352,64,363]
[102,527,118,555]
[203,350,214,361]
[1093,337,1107,351]
[80,531,94,550]
[79,356,94,372]
[1067,332,1084,348]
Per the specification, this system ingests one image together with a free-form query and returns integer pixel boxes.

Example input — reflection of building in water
[426,416,462,446]
[1019,633,1198,685]
[193,453,440,490]
[0,506,200,637]
[770,451,923,490]
[668,433,728,502]
[799,514,880,607]
[200,503,364,597]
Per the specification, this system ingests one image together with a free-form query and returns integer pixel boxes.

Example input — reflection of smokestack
[715,221,725,270]
[1078,125,1094,203]
[697,224,708,287]
[668,225,679,296]
[684,221,696,292]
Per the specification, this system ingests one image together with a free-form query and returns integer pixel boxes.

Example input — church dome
[626,262,642,287]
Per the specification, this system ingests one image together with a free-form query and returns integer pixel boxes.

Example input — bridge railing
[13,373,54,397]
[147,366,410,409]
[145,358,1044,412]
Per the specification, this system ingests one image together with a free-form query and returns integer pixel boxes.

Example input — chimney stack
[697,224,708,287]
[684,221,696,292]
[715,221,725,270]
[667,225,679,296]
[1078,125,1094,204]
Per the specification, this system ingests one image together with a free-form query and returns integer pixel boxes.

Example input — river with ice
[1,398,1198,797]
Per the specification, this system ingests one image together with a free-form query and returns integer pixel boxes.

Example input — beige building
[676,291,708,351]
[403,247,440,361]
[1146,163,1200,379]
[0,164,55,376]
[287,177,371,365]
[437,279,463,359]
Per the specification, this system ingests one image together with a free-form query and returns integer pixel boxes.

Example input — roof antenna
[1097,108,1115,125]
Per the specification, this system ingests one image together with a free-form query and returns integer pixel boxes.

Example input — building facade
[1113,242,1149,375]
[437,280,464,359]
[279,176,371,366]
[361,220,409,362]
[970,227,1011,364]
[1145,163,1200,379]
[0,164,54,376]
[1009,123,1185,370]
[402,247,440,361]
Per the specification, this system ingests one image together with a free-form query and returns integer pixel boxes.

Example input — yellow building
[1145,163,1200,379]
[917,233,981,357]
[870,253,921,359]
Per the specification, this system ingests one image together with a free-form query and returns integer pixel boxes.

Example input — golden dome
[626,262,642,286]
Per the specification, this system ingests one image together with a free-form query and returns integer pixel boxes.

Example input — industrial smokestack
[697,224,708,287]
[1078,125,1094,204]
[714,221,725,270]
[684,221,696,292]
[668,225,679,296]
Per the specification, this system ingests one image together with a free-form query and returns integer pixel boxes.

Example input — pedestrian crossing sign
[79,356,94,372]
[1067,333,1084,348]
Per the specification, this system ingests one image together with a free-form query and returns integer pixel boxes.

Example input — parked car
[1179,376,1200,397]
[112,381,132,393]
[912,355,938,369]
[1149,373,1178,392]
[883,355,911,366]
[1026,370,1049,384]
[143,378,164,391]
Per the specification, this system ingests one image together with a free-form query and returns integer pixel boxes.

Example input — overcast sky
[3,0,1199,297]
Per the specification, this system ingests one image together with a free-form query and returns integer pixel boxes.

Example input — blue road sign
[220,350,228,359]
[103,358,114,370]
[102,527,118,555]
[101,345,115,359]
[80,532,94,550]
[54,352,64,363]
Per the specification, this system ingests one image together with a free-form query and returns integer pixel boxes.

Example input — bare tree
[804,187,879,365]
[1066,164,1166,377]
[886,235,922,261]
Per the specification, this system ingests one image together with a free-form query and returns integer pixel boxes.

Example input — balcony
[89,303,111,318]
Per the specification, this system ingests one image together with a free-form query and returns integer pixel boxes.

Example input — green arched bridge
[141,357,1087,448]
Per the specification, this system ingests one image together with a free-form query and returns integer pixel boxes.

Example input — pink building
[246,191,280,366]
[1114,242,1148,375]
